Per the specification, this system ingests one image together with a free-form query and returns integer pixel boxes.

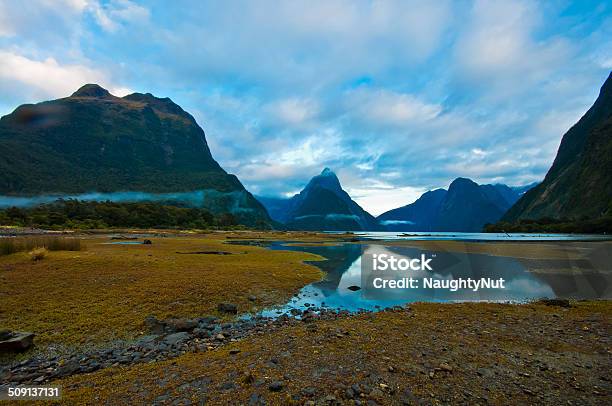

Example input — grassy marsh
[0,233,324,348]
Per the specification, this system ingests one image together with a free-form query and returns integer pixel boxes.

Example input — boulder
[218,303,238,314]
[268,381,284,392]
[144,315,165,334]
[166,318,198,332]
[0,331,35,352]
[193,328,211,338]
[163,332,191,346]
[198,316,218,326]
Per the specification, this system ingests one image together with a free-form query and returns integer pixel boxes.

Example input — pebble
[268,381,284,392]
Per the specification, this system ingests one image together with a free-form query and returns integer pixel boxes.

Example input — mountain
[378,178,535,232]
[257,168,380,231]
[378,189,447,231]
[504,72,612,222]
[0,84,271,227]
[436,178,513,232]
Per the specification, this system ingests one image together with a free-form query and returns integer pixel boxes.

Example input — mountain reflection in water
[255,240,610,317]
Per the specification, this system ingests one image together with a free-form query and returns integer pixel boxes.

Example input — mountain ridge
[378,178,536,232]
[0,84,271,227]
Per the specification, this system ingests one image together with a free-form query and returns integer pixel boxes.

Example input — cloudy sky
[0,0,610,214]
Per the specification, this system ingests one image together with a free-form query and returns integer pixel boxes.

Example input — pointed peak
[71,84,112,98]
[321,167,335,176]
[304,168,342,193]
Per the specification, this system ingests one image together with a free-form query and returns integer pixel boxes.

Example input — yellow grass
[0,234,323,348]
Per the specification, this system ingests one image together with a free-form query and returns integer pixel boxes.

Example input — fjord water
[351,231,612,241]
[258,236,611,317]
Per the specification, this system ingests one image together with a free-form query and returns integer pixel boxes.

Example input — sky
[0,0,610,215]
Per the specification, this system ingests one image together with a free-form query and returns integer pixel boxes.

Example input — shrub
[29,247,48,261]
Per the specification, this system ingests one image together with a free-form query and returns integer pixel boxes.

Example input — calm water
[103,241,144,245]
[350,231,612,242]
[256,239,611,318]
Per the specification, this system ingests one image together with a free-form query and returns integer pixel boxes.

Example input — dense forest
[484,216,612,234]
[0,199,242,230]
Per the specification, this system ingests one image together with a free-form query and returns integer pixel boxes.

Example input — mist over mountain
[0,84,271,227]
[378,178,536,232]
[257,168,380,231]
[504,72,612,222]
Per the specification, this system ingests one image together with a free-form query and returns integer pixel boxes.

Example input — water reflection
[260,241,611,317]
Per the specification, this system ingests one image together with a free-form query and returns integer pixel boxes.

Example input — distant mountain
[257,168,380,231]
[504,72,612,222]
[0,84,271,227]
[436,178,513,232]
[378,189,447,231]
[378,178,536,232]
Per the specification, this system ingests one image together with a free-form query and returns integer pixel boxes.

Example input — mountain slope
[254,196,292,224]
[257,168,380,231]
[378,178,534,232]
[504,72,612,221]
[0,84,271,226]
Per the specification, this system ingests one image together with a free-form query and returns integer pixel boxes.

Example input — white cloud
[348,183,427,216]
[346,88,442,127]
[0,2,15,36]
[471,148,487,157]
[0,51,129,103]
[0,0,87,43]
[276,131,345,167]
[232,130,346,184]
[88,0,150,32]
[149,0,452,91]
[269,97,319,127]
[454,0,572,96]
[598,57,612,69]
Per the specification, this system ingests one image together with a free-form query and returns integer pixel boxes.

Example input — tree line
[484,216,612,234]
[0,199,241,230]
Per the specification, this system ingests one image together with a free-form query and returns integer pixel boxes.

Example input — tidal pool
[256,240,611,318]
